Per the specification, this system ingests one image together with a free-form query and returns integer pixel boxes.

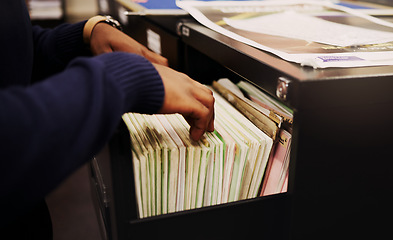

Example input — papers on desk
[176,0,393,68]
[224,11,393,47]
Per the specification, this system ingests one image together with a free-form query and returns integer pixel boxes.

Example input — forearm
[0,52,164,224]
[32,21,90,81]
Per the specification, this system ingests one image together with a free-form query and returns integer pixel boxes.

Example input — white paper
[176,0,393,68]
[124,85,277,218]
[224,11,393,47]
[156,115,186,212]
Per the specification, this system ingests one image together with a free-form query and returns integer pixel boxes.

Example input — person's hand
[89,22,168,66]
[153,63,215,141]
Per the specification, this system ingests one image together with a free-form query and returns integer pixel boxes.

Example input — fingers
[111,31,169,66]
[207,110,215,132]
[183,84,215,141]
[90,24,212,140]
[193,84,215,131]
[115,38,169,66]
[188,115,215,142]
[143,49,169,66]
[90,23,169,66]
[185,102,214,141]
[153,64,216,141]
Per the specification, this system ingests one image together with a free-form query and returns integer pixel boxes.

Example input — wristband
[83,15,123,44]
[83,15,107,44]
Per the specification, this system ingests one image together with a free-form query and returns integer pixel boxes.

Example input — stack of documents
[214,79,293,196]
[123,89,273,218]
[236,80,293,130]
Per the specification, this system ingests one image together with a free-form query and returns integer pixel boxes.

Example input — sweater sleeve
[31,21,89,82]
[0,52,164,225]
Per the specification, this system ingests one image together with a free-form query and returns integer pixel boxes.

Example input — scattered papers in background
[177,0,393,68]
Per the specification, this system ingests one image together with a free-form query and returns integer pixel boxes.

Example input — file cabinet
[90,11,393,240]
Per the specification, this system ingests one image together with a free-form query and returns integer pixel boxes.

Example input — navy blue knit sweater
[0,0,164,226]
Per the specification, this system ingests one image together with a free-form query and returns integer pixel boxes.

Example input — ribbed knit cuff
[95,52,165,114]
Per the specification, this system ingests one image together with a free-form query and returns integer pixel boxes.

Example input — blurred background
[27,0,99,25]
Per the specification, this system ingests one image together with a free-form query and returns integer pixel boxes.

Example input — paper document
[261,129,291,196]
[213,79,281,140]
[236,80,293,127]
[177,0,393,68]
[214,79,293,197]
[123,86,274,218]
[224,11,393,47]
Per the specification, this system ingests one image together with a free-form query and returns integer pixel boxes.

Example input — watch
[103,15,123,32]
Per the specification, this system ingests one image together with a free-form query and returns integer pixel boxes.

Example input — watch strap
[83,15,122,44]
